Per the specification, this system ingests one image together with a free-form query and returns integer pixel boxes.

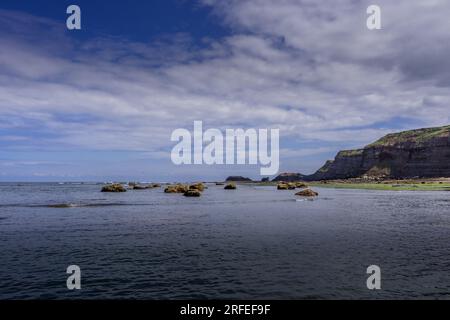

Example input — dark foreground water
[1,182,450,299]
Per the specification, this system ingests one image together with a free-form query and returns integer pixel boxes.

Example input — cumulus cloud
[0,1,450,179]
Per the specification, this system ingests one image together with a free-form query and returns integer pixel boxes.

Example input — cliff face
[308,125,450,180]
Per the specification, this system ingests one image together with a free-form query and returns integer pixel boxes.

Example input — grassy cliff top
[366,125,450,148]
[338,149,364,157]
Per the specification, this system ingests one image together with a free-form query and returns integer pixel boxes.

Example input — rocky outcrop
[184,189,201,197]
[164,184,189,193]
[277,183,289,190]
[272,172,306,182]
[101,184,127,192]
[295,182,308,188]
[277,182,296,190]
[165,183,204,197]
[308,125,450,180]
[189,183,205,192]
[225,176,252,182]
[295,189,319,197]
[224,183,237,190]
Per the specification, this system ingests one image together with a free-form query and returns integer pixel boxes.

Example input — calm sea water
[1,182,450,299]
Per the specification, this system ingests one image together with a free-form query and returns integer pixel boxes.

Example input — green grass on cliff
[249,181,450,191]
[367,125,450,148]
[309,182,450,191]
[338,149,364,157]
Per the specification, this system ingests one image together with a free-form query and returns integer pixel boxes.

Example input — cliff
[308,125,450,180]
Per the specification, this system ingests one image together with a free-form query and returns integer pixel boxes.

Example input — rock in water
[101,184,127,192]
[277,182,296,190]
[224,183,237,190]
[184,189,201,197]
[164,184,189,193]
[277,183,288,190]
[189,183,205,191]
[295,189,319,197]
[295,182,308,188]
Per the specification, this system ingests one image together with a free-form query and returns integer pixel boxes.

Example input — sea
[1,182,450,299]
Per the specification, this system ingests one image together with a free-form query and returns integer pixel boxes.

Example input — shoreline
[246,178,450,191]
[3,178,450,192]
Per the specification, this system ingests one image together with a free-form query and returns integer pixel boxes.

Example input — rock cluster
[101,184,127,192]
[164,183,206,197]
[277,182,308,190]
[277,182,295,190]
[164,184,189,193]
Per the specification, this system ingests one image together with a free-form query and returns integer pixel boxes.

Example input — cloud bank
[1,1,450,180]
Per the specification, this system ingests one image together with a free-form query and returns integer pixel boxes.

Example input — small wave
[47,203,78,208]
[295,198,315,202]
[0,202,155,209]
[45,202,154,208]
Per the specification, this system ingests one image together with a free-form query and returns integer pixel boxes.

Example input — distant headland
[274,125,450,182]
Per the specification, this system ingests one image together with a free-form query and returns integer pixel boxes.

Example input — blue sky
[0,0,228,41]
[1,0,450,181]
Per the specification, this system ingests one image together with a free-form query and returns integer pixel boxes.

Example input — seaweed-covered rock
[101,184,127,192]
[189,183,205,192]
[224,183,237,190]
[295,182,308,188]
[164,186,177,193]
[184,189,201,197]
[164,184,189,193]
[277,182,296,190]
[295,189,319,197]
[277,183,288,190]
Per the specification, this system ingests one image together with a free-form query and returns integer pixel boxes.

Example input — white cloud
[0,1,450,178]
